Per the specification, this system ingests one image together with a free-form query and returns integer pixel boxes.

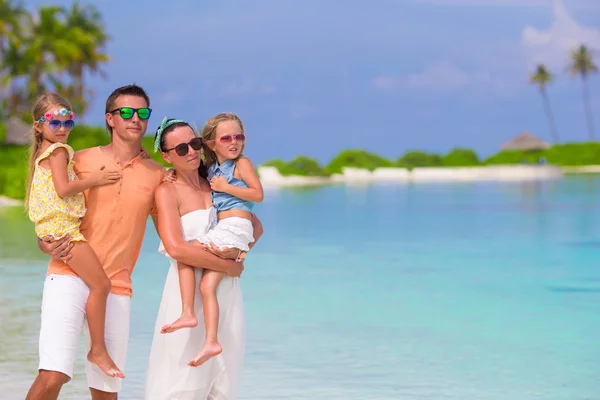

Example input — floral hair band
[37,108,75,123]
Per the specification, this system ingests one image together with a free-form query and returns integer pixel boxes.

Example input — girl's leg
[160,262,198,333]
[66,241,124,378]
[188,269,226,367]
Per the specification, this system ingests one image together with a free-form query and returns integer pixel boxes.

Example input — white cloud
[219,79,277,98]
[415,0,599,9]
[373,62,491,94]
[372,75,401,91]
[521,0,600,69]
[416,0,547,6]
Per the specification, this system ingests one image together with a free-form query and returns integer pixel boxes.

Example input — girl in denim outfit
[161,112,263,367]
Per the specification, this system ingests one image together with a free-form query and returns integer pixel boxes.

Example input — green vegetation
[1,0,109,117]
[0,122,6,142]
[397,151,443,169]
[325,149,394,174]
[0,125,159,201]
[263,156,328,176]
[442,148,480,167]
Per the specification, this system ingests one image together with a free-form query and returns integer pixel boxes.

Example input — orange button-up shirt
[47,146,165,297]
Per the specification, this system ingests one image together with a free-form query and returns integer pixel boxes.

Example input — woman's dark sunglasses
[47,120,75,131]
[109,107,152,120]
[165,137,203,156]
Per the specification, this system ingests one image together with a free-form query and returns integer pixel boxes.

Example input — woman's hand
[203,242,239,259]
[140,148,151,160]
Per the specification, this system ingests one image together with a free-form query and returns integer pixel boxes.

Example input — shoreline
[2,165,600,205]
[258,165,573,187]
[0,196,22,207]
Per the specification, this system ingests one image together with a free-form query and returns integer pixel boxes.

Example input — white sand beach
[0,196,21,207]
[258,165,564,187]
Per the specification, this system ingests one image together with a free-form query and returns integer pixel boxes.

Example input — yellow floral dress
[28,142,87,242]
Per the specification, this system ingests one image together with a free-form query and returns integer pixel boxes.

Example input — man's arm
[38,235,73,261]
[155,184,244,277]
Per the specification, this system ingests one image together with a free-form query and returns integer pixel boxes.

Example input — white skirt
[201,217,254,252]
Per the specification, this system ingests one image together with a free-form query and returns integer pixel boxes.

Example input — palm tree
[19,6,81,100]
[568,44,598,141]
[64,1,110,115]
[529,64,559,143]
[0,0,26,117]
[0,0,25,54]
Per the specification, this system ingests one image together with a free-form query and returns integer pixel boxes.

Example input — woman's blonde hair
[25,93,73,209]
[200,112,245,167]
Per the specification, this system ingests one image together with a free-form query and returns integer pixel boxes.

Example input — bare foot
[160,315,198,334]
[87,348,125,378]
[188,341,222,367]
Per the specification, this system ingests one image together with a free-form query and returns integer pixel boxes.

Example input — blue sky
[27,0,600,164]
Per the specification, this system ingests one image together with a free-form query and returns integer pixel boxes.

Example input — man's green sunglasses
[109,107,152,120]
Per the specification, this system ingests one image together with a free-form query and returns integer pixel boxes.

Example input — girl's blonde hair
[200,112,245,167]
[25,93,73,209]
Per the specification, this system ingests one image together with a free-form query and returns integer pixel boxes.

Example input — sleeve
[36,142,74,165]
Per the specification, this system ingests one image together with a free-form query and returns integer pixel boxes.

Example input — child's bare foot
[87,348,125,378]
[160,314,198,334]
[188,341,222,367]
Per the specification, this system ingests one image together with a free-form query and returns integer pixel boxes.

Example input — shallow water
[1,178,600,399]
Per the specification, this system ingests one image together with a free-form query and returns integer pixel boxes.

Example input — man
[26,84,259,400]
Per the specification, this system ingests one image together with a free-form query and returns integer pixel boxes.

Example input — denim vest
[208,159,254,213]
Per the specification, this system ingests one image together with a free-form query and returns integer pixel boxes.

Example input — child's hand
[90,166,121,186]
[140,148,151,160]
[163,168,177,183]
[210,176,229,192]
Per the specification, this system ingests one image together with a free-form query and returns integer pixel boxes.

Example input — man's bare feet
[188,341,222,367]
[87,348,125,378]
[160,315,198,334]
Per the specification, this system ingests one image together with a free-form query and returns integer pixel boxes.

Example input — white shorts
[201,216,254,252]
[38,274,130,393]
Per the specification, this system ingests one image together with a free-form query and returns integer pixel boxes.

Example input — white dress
[144,209,246,400]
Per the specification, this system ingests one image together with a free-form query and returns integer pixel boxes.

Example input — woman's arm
[155,183,244,277]
[249,213,263,249]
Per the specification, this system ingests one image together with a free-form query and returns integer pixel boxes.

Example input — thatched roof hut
[501,132,550,151]
[4,116,31,145]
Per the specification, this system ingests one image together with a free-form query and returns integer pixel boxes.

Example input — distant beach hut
[4,116,30,145]
[501,132,550,151]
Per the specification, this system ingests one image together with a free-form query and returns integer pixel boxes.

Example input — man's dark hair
[105,84,151,136]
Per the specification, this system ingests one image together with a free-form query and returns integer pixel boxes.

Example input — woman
[144,118,263,399]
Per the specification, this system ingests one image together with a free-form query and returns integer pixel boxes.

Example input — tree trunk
[541,87,559,143]
[582,75,596,141]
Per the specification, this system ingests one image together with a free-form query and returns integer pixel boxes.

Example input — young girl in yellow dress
[26,93,125,378]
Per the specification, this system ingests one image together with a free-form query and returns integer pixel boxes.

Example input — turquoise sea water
[1,177,600,399]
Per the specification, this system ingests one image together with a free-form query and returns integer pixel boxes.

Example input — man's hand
[203,242,239,259]
[39,235,73,262]
[225,259,244,277]
[163,168,177,183]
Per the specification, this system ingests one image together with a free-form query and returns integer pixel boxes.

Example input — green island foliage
[262,156,328,176]
[0,123,6,143]
[325,149,395,174]
[3,126,600,200]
